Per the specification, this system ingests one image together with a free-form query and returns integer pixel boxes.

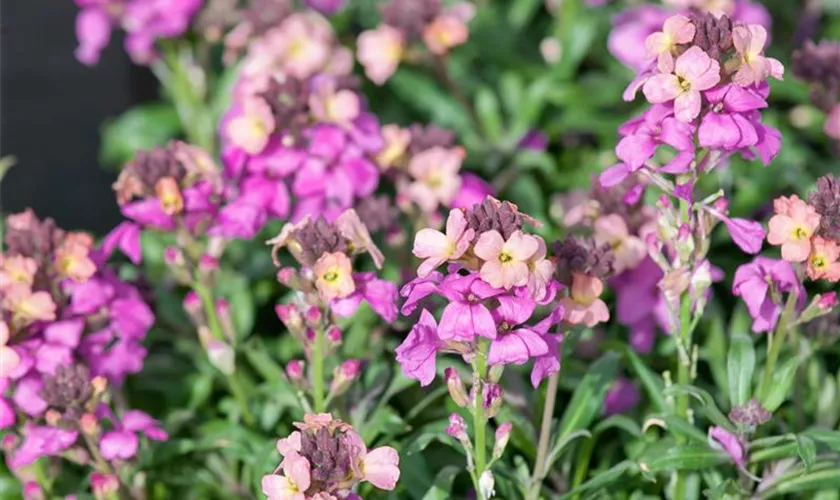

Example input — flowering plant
[4,0,840,498]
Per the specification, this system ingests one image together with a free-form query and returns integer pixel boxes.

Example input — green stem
[571,435,596,498]
[312,326,327,413]
[228,373,256,426]
[472,342,489,499]
[527,372,560,500]
[674,290,694,500]
[758,291,798,401]
[193,281,224,341]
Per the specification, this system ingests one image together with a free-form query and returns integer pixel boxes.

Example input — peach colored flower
[423,15,469,55]
[3,287,57,326]
[375,125,411,169]
[261,452,311,500]
[357,26,404,85]
[732,24,784,87]
[527,237,555,302]
[154,177,184,216]
[0,255,38,290]
[406,147,464,212]
[643,46,721,122]
[807,237,840,282]
[55,232,97,283]
[560,273,610,327]
[767,196,821,262]
[474,230,539,290]
[593,214,646,273]
[313,252,355,301]
[645,15,696,73]
[0,321,21,379]
[413,209,475,277]
[227,98,275,155]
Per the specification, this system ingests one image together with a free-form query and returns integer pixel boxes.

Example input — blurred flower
[357,26,405,85]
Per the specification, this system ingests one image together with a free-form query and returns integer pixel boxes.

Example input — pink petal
[363,447,401,490]
[473,230,505,261]
[643,74,682,103]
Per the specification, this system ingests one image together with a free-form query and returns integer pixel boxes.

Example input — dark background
[1,1,157,234]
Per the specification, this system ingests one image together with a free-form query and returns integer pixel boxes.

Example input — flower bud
[304,306,322,327]
[91,472,120,500]
[675,224,695,264]
[483,384,503,419]
[327,325,342,345]
[183,291,204,326]
[216,298,237,342]
[164,246,184,266]
[479,471,495,499]
[207,340,236,375]
[487,364,505,383]
[80,413,99,435]
[286,360,305,386]
[330,359,362,397]
[445,368,469,407]
[445,413,469,443]
[277,267,299,288]
[690,260,713,315]
[91,376,108,396]
[540,37,562,63]
[198,254,219,282]
[1,434,18,454]
[23,482,44,500]
[492,422,512,460]
[800,292,838,323]
[276,304,303,332]
[45,409,62,426]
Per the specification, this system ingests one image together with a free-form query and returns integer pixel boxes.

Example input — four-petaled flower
[643,46,721,122]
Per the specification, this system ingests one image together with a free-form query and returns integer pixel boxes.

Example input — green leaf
[761,464,840,498]
[545,430,592,471]
[506,175,547,222]
[803,428,840,452]
[388,69,473,137]
[507,0,542,29]
[475,87,504,142]
[639,444,728,474]
[726,333,755,407]
[623,346,668,413]
[99,103,181,168]
[594,414,643,438]
[421,466,461,500]
[761,357,801,412]
[558,352,620,437]
[664,384,733,431]
[795,435,817,472]
[643,414,707,444]
[704,478,747,499]
[558,461,637,499]
[404,422,461,456]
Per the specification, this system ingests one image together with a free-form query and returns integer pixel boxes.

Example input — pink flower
[74,7,112,66]
[732,24,784,87]
[3,287,57,326]
[474,230,539,290]
[423,16,469,55]
[767,196,821,262]
[733,257,804,333]
[375,125,411,168]
[0,322,21,379]
[406,147,464,212]
[643,46,721,122]
[593,214,646,273]
[452,173,495,210]
[226,99,275,155]
[395,310,440,386]
[709,426,745,468]
[357,26,404,85]
[0,255,37,289]
[309,81,361,128]
[277,14,333,80]
[437,274,502,341]
[55,233,97,283]
[645,15,696,73]
[10,425,79,469]
[826,104,840,140]
[487,296,550,366]
[100,221,142,264]
[361,446,401,490]
[312,252,356,301]
[527,238,555,302]
[261,452,312,500]
[413,209,475,277]
[560,273,610,327]
[807,237,840,282]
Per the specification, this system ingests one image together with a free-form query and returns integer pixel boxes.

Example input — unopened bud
[276,304,303,332]
[164,246,184,266]
[92,376,108,396]
[207,340,235,375]
[492,423,512,460]
[277,267,299,287]
[327,325,342,345]
[479,471,495,499]
[304,306,322,327]
[91,472,120,500]
[445,368,469,407]
[216,298,237,342]
[675,224,695,263]
[483,384,503,419]
[445,413,469,443]
[45,409,62,426]
[330,359,362,397]
[286,360,305,382]
[488,364,505,383]
[80,413,99,435]
[23,482,44,500]
[540,37,562,63]
[800,292,838,323]
[184,291,204,326]
[690,261,713,315]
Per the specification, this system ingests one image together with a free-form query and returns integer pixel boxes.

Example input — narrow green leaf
[623,346,668,413]
[475,88,504,141]
[726,333,755,407]
[761,465,840,498]
[421,466,461,500]
[803,428,840,452]
[664,384,733,431]
[558,461,637,499]
[704,478,748,499]
[761,357,801,412]
[795,435,817,472]
[558,352,621,436]
[545,430,592,470]
[594,414,643,438]
[749,443,799,464]
[639,444,728,473]
[507,0,542,29]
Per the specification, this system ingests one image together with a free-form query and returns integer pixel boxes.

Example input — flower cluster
[604,13,783,189]
[0,210,164,488]
[398,198,569,389]
[261,413,399,500]
[767,175,840,281]
[73,0,204,65]
[357,0,474,85]
[792,39,840,140]
[220,11,386,234]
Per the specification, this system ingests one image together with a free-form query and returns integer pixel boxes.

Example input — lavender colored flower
[603,377,641,416]
[732,257,806,333]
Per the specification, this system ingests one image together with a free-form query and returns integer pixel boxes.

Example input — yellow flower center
[499,252,513,263]
[678,76,691,92]
[323,270,339,283]
[811,253,827,270]
[792,226,809,241]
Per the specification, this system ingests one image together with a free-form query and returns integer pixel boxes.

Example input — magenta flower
[708,426,745,468]
[413,209,475,277]
[331,272,399,323]
[9,425,79,469]
[437,274,502,341]
[399,272,442,316]
[395,310,440,386]
[487,296,549,366]
[698,84,767,150]
[643,47,721,122]
[732,257,805,333]
[100,221,142,264]
[99,410,168,461]
[603,377,641,416]
[451,173,495,210]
